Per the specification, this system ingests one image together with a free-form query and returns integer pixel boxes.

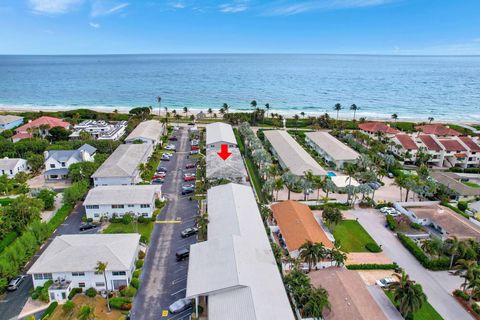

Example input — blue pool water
[327,171,337,177]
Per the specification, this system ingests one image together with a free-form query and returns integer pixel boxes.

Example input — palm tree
[265,103,270,118]
[330,248,347,267]
[282,171,297,200]
[448,236,461,269]
[196,213,209,241]
[138,163,148,180]
[350,104,359,120]
[207,108,213,117]
[333,103,342,121]
[222,103,229,113]
[300,111,305,119]
[391,113,398,124]
[78,305,93,320]
[95,261,110,312]
[303,287,331,319]
[183,107,189,119]
[390,272,426,318]
[273,178,284,201]
[451,259,479,296]
[156,96,162,116]
[428,117,434,124]
[323,178,336,199]
[344,163,356,204]
[299,241,323,272]
[250,100,257,109]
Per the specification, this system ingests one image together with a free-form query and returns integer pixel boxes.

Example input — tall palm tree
[222,103,229,113]
[350,104,359,120]
[251,100,257,109]
[303,287,331,319]
[282,171,297,200]
[207,108,213,117]
[333,103,342,121]
[299,241,322,272]
[196,213,209,241]
[183,107,189,119]
[273,178,284,201]
[390,272,426,318]
[428,117,434,124]
[95,261,110,311]
[451,259,479,296]
[448,236,461,269]
[300,111,305,119]
[330,248,347,267]
[391,113,398,124]
[344,163,356,204]
[156,96,162,116]
[265,103,270,118]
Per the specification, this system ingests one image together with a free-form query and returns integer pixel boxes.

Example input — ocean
[0,54,479,121]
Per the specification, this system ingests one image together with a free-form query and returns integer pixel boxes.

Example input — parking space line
[156,220,182,224]
[171,276,187,285]
[170,288,186,296]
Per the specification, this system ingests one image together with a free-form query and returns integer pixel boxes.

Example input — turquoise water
[327,172,337,177]
[0,54,479,121]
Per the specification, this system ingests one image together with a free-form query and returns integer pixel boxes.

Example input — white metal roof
[84,185,160,206]
[28,234,140,273]
[125,120,163,143]
[264,130,326,176]
[330,175,360,188]
[0,115,23,125]
[92,144,152,178]
[186,183,294,320]
[206,148,247,183]
[305,131,359,161]
[205,122,237,146]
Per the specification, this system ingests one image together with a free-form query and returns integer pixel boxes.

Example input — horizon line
[1,53,480,57]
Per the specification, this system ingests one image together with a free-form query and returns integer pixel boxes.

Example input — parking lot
[132,125,199,320]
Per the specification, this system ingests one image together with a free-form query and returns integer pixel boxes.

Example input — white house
[0,115,23,132]
[125,120,164,145]
[92,144,153,186]
[70,120,127,141]
[0,158,28,178]
[205,122,237,151]
[84,185,161,221]
[27,234,140,303]
[44,144,96,180]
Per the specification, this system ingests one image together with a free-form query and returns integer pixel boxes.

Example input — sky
[0,0,479,54]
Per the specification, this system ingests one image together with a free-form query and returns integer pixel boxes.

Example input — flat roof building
[205,122,237,150]
[305,131,359,169]
[264,130,326,176]
[125,120,164,145]
[186,183,294,320]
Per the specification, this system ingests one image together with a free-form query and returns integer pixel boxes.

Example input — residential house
[27,234,140,303]
[92,144,153,186]
[44,144,96,180]
[125,120,164,145]
[264,130,326,176]
[84,185,161,221]
[391,134,419,164]
[12,116,70,142]
[358,122,399,138]
[0,158,28,178]
[416,124,461,137]
[305,131,359,169]
[415,135,444,167]
[205,122,237,151]
[0,115,23,132]
[430,172,480,201]
[70,120,127,141]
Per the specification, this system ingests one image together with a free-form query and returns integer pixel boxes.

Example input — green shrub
[132,269,141,279]
[365,243,382,252]
[68,287,82,300]
[458,201,468,212]
[411,222,422,230]
[346,263,398,270]
[397,233,450,270]
[85,287,97,298]
[41,301,58,319]
[386,215,398,231]
[62,300,75,314]
[472,302,480,315]
[130,278,140,289]
[441,202,470,219]
[0,231,18,254]
[109,297,132,310]
[453,289,469,301]
[135,260,144,269]
[120,286,137,297]
[138,250,145,259]
[37,189,56,210]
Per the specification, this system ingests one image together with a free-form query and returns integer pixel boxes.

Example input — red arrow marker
[217,144,232,160]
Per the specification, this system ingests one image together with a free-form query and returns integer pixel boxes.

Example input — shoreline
[0,104,477,125]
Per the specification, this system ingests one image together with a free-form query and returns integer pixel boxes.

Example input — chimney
[43,151,49,160]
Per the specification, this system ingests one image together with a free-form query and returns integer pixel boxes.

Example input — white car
[169,298,192,314]
[165,144,176,151]
[376,277,395,287]
[380,207,400,216]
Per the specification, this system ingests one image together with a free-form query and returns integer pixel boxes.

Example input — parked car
[169,298,192,314]
[157,166,167,172]
[182,188,194,195]
[185,162,197,169]
[79,223,97,231]
[188,122,195,126]
[387,172,394,178]
[376,277,395,287]
[165,144,176,151]
[182,183,195,189]
[151,179,164,185]
[189,150,199,155]
[169,136,178,141]
[191,145,199,151]
[181,227,198,238]
[176,248,190,261]
[161,154,171,161]
[153,175,166,180]
[368,182,381,190]
[380,207,400,216]
[184,174,196,181]
[190,139,199,145]
[7,276,25,291]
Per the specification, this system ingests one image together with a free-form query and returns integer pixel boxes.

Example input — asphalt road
[131,125,198,320]
[351,208,474,320]
[0,203,97,320]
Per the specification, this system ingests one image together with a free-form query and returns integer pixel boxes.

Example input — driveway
[132,125,198,320]
[0,202,96,320]
[351,208,473,320]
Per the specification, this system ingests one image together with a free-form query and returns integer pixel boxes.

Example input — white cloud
[219,1,249,13]
[265,0,395,16]
[91,1,129,17]
[29,0,84,14]
[89,22,100,28]
[170,2,186,9]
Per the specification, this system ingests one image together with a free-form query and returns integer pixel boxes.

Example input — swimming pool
[327,171,337,177]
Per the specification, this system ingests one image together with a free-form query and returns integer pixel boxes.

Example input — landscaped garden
[332,220,380,252]
[385,288,444,320]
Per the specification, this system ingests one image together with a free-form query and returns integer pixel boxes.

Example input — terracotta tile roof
[395,134,418,150]
[358,122,399,134]
[418,135,442,151]
[309,267,388,320]
[416,124,461,136]
[12,132,32,140]
[16,116,70,133]
[438,139,467,152]
[459,136,480,152]
[271,200,333,251]
[455,153,467,158]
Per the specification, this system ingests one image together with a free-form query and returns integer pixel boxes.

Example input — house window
[86,205,99,209]
[34,273,52,280]
[62,292,67,300]
[94,213,99,217]
[79,282,86,288]
[95,282,105,287]
[61,162,66,167]
[112,271,126,276]
[140,204,150,208]
[112,204,124,209]
[72,272,85,277]
[50,292,55,301]
[50,164,55,168]
[128,204,135,208]
[94,272,102,275]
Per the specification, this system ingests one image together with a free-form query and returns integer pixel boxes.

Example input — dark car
[189,150,199,155]
[181,188,194,195]
[152,179,164,185]
[185,162,197,169]
[181,227,198,238]
[169,136,178,141]
[79,223,97,231]
[157,166,167,172]
[176,248,190,261]
[7,276,25,291]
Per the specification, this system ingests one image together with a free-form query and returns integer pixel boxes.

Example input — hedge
[41,301,58,320]
[85,287,97,298]
[453,289,469,301]
[441,202,470,219]
[449,167,480,174]
[386,214,397,231]
[308,203,352,211]
[347,263,398,270]
[47,204,73,233]
[397,233,450,270]
[68,287,82,300]
[109,297,132,310]
[365,243,382,253]
[130,278,140,289]
[135,260,144,269]
[0,231,17,254]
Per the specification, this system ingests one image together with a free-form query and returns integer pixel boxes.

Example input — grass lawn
[103,221,154,243]
[463,181,480,188]
[332,220,378,252]
[385,290,444,320]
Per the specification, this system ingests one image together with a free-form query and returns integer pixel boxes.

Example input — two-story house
[12,116,70,142]
[44,144,96,180]
[0,158,29,178]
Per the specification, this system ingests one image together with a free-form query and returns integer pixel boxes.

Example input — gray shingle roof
[84,185,160,206]
[0,158,25,170]
[125,120,163,143]
[92,144,152,178]
[46,144,96,162]
[206,148,246,183]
